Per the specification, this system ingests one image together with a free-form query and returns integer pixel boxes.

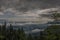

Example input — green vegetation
[0,22,35,40]
[51,11,60,21]
[0,23,26,40]
[0,22,60,40]
[42,25,60,40]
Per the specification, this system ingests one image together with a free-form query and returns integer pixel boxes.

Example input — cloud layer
[0,8,59,24]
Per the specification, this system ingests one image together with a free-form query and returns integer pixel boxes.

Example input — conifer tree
[7,24,13,40]
[17,28,21,40]
[39,31,44,40]
[1,21,7,40]
[55,33,59,40]
[20,27,26,40]
[2,21,6,33]
[27,34,34,40]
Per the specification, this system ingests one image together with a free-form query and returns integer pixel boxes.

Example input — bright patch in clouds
[0,12,4,15]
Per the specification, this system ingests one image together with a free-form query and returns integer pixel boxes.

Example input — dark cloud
[0,0,60,11]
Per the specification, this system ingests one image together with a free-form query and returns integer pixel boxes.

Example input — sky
[0,0,60,24]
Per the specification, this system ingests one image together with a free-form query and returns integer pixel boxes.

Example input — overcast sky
[0,0,60,24]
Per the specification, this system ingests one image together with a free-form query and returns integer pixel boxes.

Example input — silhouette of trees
[27,34,34,40]
[0,22,26,40]
[0,21,60,40]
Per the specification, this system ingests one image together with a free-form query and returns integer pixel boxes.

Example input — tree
[7,24,14,40]
[55,33,59,40]
[2,21,6,33]
[43,25,60,40]
[27,34,34,40]
[20,27,26,40]
[51,11,60,21]
[13,28,21,40]
[1,21,7,40]
[39,31,44,40]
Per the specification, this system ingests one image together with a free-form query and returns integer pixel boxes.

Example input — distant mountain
[7,24,48,33]
[9,23,49,36]
[47,21,60,24]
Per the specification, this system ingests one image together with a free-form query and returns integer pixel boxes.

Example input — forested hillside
[41,25,60,40]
